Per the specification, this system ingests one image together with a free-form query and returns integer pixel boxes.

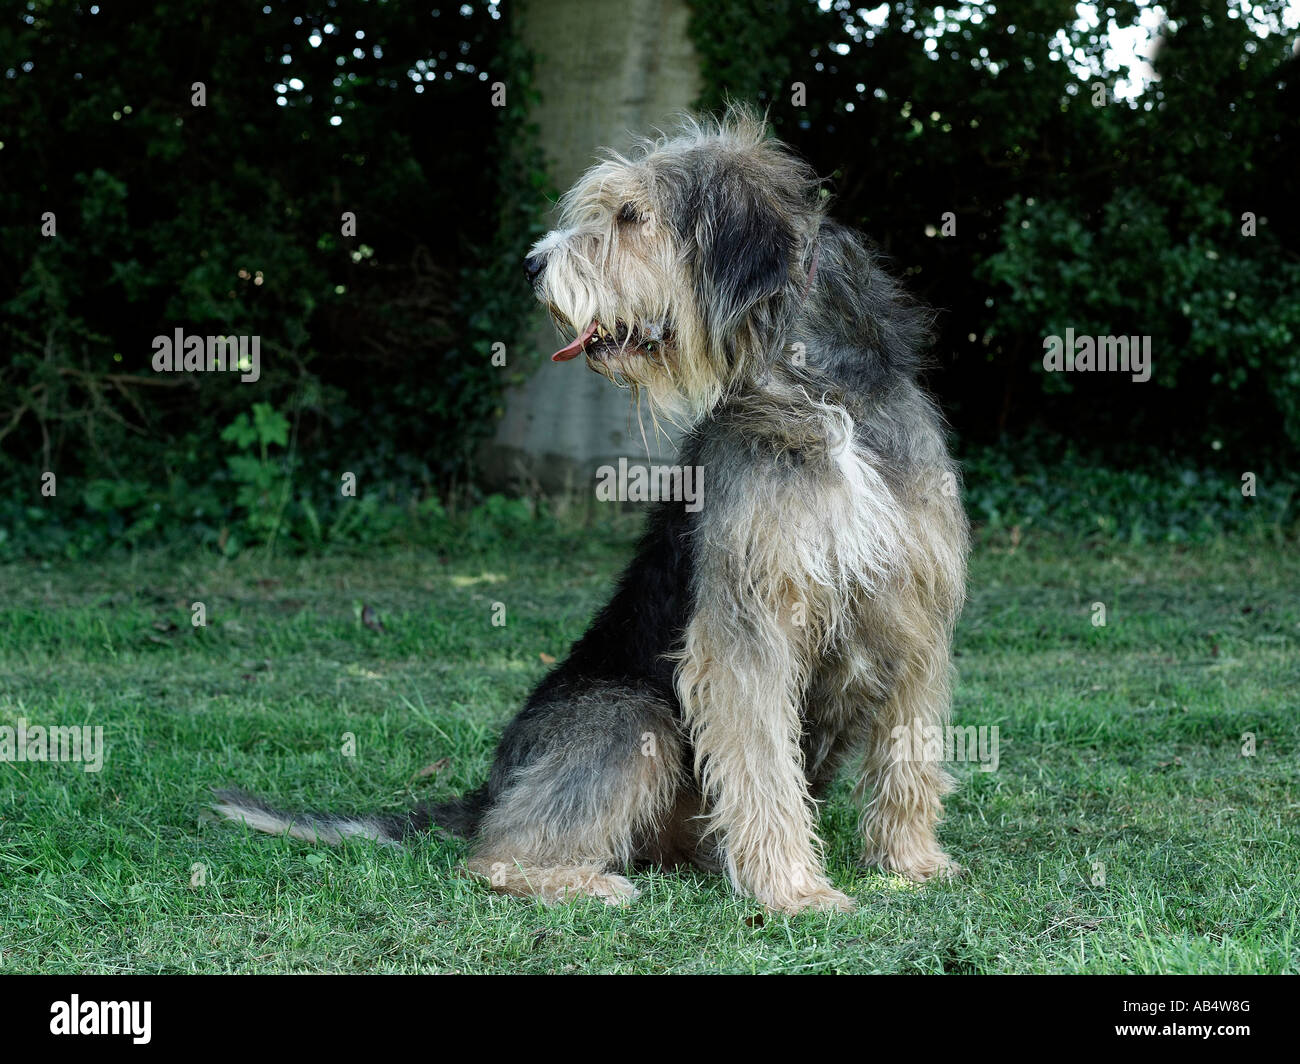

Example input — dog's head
[526,105,823,416]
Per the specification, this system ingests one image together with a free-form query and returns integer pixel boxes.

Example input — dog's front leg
[676,597,855,915]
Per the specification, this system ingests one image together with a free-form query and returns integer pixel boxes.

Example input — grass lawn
[1,526,1296,974]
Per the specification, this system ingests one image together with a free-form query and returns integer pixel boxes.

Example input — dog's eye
[617,202,641,224]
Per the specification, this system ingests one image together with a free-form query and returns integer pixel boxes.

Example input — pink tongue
[551,321,598,362]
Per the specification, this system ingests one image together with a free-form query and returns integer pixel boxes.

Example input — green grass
[1,528,1297,973]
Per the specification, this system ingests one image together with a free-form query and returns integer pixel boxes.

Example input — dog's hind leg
[465,686,684,906]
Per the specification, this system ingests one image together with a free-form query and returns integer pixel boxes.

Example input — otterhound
[216,106,969,915]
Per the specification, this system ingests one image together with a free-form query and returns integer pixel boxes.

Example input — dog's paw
[469,859,642,907]
[927,857,965,881]
[757,882,857,916]
[868,849,964,883]
[548,871,641,907]
[583,872,641,907]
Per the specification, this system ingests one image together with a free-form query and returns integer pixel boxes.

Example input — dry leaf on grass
[410,757,451,782]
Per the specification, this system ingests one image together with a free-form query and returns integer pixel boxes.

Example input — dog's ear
[690,184,793,338]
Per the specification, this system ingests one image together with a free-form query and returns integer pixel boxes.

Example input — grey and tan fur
[215,106,969,915]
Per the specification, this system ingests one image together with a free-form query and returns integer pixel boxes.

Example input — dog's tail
[211,785,489,846]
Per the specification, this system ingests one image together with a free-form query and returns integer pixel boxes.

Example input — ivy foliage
[0,0,548,555]
[687,0,1300,460]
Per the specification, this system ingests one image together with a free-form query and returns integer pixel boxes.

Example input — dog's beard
[535,234,726,424]
[570,318,690,447]
[542,304,701,459]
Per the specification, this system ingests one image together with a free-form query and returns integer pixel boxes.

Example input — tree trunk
[478,0,701,493]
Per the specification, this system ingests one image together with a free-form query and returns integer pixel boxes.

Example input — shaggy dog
[216,106,969,915]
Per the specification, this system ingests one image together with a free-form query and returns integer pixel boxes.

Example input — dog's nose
[523,254,546,284]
